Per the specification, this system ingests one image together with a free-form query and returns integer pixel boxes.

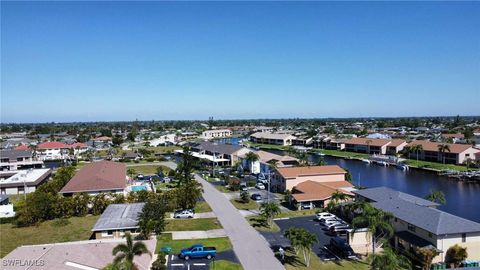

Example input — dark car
[329,237,355,258]
[251,193,262,201]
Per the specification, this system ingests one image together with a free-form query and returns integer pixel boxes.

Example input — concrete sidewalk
[169,229,227,240]
[195,174,284,270]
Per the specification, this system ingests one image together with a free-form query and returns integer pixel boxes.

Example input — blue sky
[1,2,479,123]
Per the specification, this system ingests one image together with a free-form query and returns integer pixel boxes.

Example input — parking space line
[193,263,206,266]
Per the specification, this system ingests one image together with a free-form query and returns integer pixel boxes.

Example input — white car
[316,212,336,220]
[174,209,194,219]
[255,182,266,190]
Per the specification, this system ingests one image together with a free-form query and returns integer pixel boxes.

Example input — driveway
[195,174,284,270]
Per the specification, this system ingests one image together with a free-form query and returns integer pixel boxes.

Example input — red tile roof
[14,145,30,150]
[407,140,474,154]
[37,141,68,149]
[276,165,346,179]
[60,161,126,194]
[69,142,88,148]
[292,180,354,202]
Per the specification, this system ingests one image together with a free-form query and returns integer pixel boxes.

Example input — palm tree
[366,140,372,154]
[368,247,411,270]
[437,144,451,164]
[407,144,423,161]
[284,227,318,267]
[29,144,38,160]
[127,168,137,180]
[331,191,347,205]
[112,232,151,270]
[425,190,446,205]
[259,202,281,227]
[245,151,259,174]
[352,203,394,255]
[415,247,439,270]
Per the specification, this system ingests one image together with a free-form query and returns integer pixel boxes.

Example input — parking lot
[166,249,239,270]
[265,215,346,261]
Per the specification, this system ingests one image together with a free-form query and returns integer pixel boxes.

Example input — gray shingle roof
[191,141,243,155]
[92,203,144,231]
[354,187,480,235]
[0,149,32,161]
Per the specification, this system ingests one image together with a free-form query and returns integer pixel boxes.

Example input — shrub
[146,157,156,162]
[240,191,250,203]
[228,179,241,191]
[51,217,70,227]
[151,251,167,270]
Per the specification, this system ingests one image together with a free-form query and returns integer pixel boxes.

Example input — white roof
[250,132,296,140]
[0,169,50,184]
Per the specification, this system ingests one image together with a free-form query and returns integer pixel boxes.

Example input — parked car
[328,224,351,236]
[329,237,355,258]
[163,176,171,183]
[179,244,216,260]
[251,193,262,201]
[316,212,336,220]
[174,209,194,219]
[300,202,313,210]
[255,182,266,190]
[240,183,248,191]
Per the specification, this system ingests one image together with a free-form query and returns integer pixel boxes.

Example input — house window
[462,233,466,242]
[407,223,416,232]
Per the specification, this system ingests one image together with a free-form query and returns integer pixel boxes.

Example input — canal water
[212,139,480,222]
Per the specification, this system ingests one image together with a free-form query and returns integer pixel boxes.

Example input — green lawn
[404,159,472,172]
[215,185,232,193]
[155,233,232,254]
[247,215,280,232]
[276,209,318,219]
[194,201,213,213]
[283,249,369,270]
[0,215,99,258]
[230,199,258,210]
[309,148,370,159]
[210,260,243,270]
[165,218,222,231]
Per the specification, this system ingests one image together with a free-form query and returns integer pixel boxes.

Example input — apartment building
[250,132,296,146]
[406,140,479,164]
[201,129,232,139]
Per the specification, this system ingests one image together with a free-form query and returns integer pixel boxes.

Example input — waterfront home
[353,187,480,263]
[0,149,44,171]
[31,141,88,160]
[313,136,347,150]
[344,138,392,155]
[2,238,155,270]
[186,140,249,166]
[386,139,408,155]
[406,140,479,164]
[291,180,354,209]
[201,129,232,139]
[250,132,296,146]
[292,135,313,147]
[149,133,177,146]
[60,161,127,196]
[239,150,299,175]
[92,203,144,239]
[441,133,465,143]
[253,126,275,133]
[272,165,347,192]
[0,169,52,195]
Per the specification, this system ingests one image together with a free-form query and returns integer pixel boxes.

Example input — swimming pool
[131,185,148,192]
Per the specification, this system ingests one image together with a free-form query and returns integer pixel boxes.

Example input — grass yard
[0,215,99,258]
[215,185,232,193]
[309,148,370,159]
[209,260,243,270]
[282,249,369,270]
[276,209,318,219]
[404,159,471,172]
[155,233,232,254]
[194,201,213,213]
[165,218,222,231]
[230,199,258,210]
[247,215,280,232]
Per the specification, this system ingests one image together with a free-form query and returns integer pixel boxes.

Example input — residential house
[441,133,465,144]
[149,134,176,146]
[32,141,88,160]
[201,129,233,139]
[354,187,480,263]
[292,136,313,147]
[60,161,127,196]
[0,149,43,171]
[0,169,52,195]
[253,126,275,133]
[124,152,143,161]
[272,165,347,192]
[239,150,299,175]
[250,132,296,146]
[92,203,144,239]
[291,180,355,209]
[186,141,249,166]
[344,138,392,155]
[2,238,155,270]
[386,139,408,155]
[313,136,347,150]
[406,140,479,164]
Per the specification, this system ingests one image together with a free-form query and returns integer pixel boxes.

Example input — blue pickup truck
[179,244,217,260]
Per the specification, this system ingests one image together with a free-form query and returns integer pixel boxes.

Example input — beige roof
[344,138,391,147]
[256,150,298,164]
[292,180,354,202]
[250,132,296,140]
[407,140,475,154]
[388,139,407,147]
[276,165,346,179]
[60,161,126,194]
[441,133,464,139]
[1,239,156,270]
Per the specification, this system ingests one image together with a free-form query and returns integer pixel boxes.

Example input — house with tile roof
[272,165,347,192]
[406,140,479,164]
[185,141,250,166]
[344,138,408,155]
[291,180,355,210]
[238,150,299,175]
[60,161,127,196]
[34,141,89,160]
[249,132,297,146]
[354,187,480,263]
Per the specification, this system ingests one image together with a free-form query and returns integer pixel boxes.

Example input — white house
[201,129,233,139]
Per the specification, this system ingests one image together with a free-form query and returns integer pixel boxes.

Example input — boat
[361,159,371,164]
[396,164,409,171]
[316,152,326,156]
